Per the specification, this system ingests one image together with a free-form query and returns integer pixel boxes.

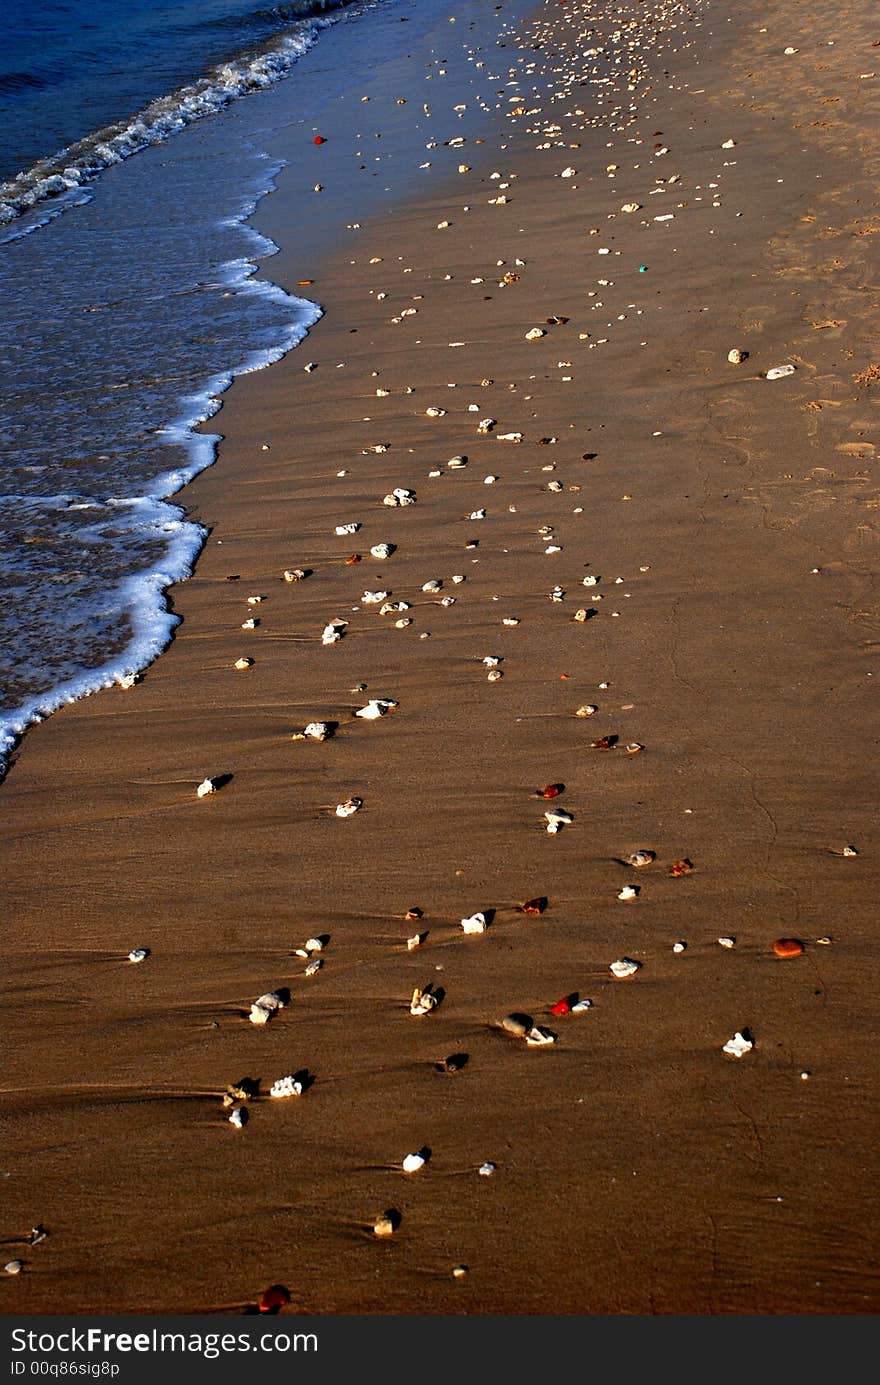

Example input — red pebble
[313,135,326,145]
[259,1284,291,1314]
[551,997,571,1016]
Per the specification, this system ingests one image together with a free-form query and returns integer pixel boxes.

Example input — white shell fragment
[335,523,361,536]
[196,777,220,798]
[302,721,332,741]
[525,328,546,340]
[270,1075,304,1099]
[460,912,488,935]
[294,937,324,958]
[249,991,287,1026]
[525,1025,557,1046]
[383,487,416,506]
[283,568,308,582]
[410,985,439,1016]
[322,620,347,645]
[727,348,747,364]
[723,1031,754,1059]
[402,1151,427,1173]
[478,1162,496,1177]
[610,958,641,979]
[304,958,322,976]
[370,543,395,560]
[571,998,593,1013]
[718,937,736,950]
[628,850,655,868]
[228,1106,248,1128]
[355,698,398,720]
[545,807,573,833]
[362,590,390,604]
[127,948,149,964]
[335,797,363,817]
[766,364,795,380]
[617,885,639,901]
[4,1261,23,1276]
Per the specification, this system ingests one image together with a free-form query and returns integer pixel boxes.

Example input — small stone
[610,958,640,979]
[723,1031,754,1059]
[773,938,804,958]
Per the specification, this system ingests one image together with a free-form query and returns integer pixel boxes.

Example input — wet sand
[3,0,879,1313]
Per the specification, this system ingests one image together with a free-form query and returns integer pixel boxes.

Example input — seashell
[322,620,347,645]
[364,443,389,454]
[335,523,361,536]
[406,932,425,951]
[478,1162,496,1177]
[576,704,598,718]
[477,418,496,434]
[249,990,287,1025]
[721,138,736,149]
[765,364,795,380]
[246,596,264,606]
[621,202,641,213]
[402,1149,429,1174]
[669,859,694,876]
[545,807,573,833]
[573,609,589,623]
[617,885,638,901]
[460,912,488,935]
[370,543,395,560]
[582,575,600,587]
[410,984,440,1016]
[304,959,322,976]
[546,544,562,554]
[561,166,577,178]
[609,958,641,979]
[128,947,149,964]
[4,1261,24,1275]
[772,938,804,958]
[841,845,859,857]
[549,586,565,602]
[222,1077,259,1107]
[546,481,563,493]
[425,407,446,418]
[497,432,523,443]
[727,348,747,364]
[626,742,644,755]
[379,600,410,615]
[422,579,443,593]
[628,850,655,868]
[723,1030,754,1058]
[468,508,487,520]
[452,1265,468,1278]
[355,698,398,719]
[501,1013,533,1037]
[197,777,220,798]
[502,617,520,626]
[571,998,592,1012]
[301,721,332,741]
[373,1211,400,1238]
[335,797,363,818]
[362,590,389,604]
[395,618,412,628]
[241,617,258,629]
[673,942,687,954]
[525,328,546,340]
[718,937,736,950]
[258,1285,291,1312]
[448,455,468,468]
[535,783,564,799]
[228,1106,248,1128]
[283,568,309,582]
[302,937,324,955]
[234,657,253,670]
[440,597,456,608]
[518,897,547,916]
[525,1025,556,1046]
[270,1075,304,1099]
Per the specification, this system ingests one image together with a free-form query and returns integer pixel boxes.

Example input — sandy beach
[3,0,879,1314]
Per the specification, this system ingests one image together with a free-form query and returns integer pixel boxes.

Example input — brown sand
[3,0,879,1313]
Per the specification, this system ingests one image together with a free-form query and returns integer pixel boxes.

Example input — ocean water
[0,0,370,769]
[0,0,530,773]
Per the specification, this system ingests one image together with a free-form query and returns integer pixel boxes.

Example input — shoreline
[2,0,879,1314]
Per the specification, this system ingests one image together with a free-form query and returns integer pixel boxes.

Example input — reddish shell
[313,135,326,145]
[345,553,361,565]
[259,1284,291,1313]
[550,997,571,1016]
[519,896,547,916]
[773,938,804,958]
[669,859,694,877]
[536,783,564,799]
